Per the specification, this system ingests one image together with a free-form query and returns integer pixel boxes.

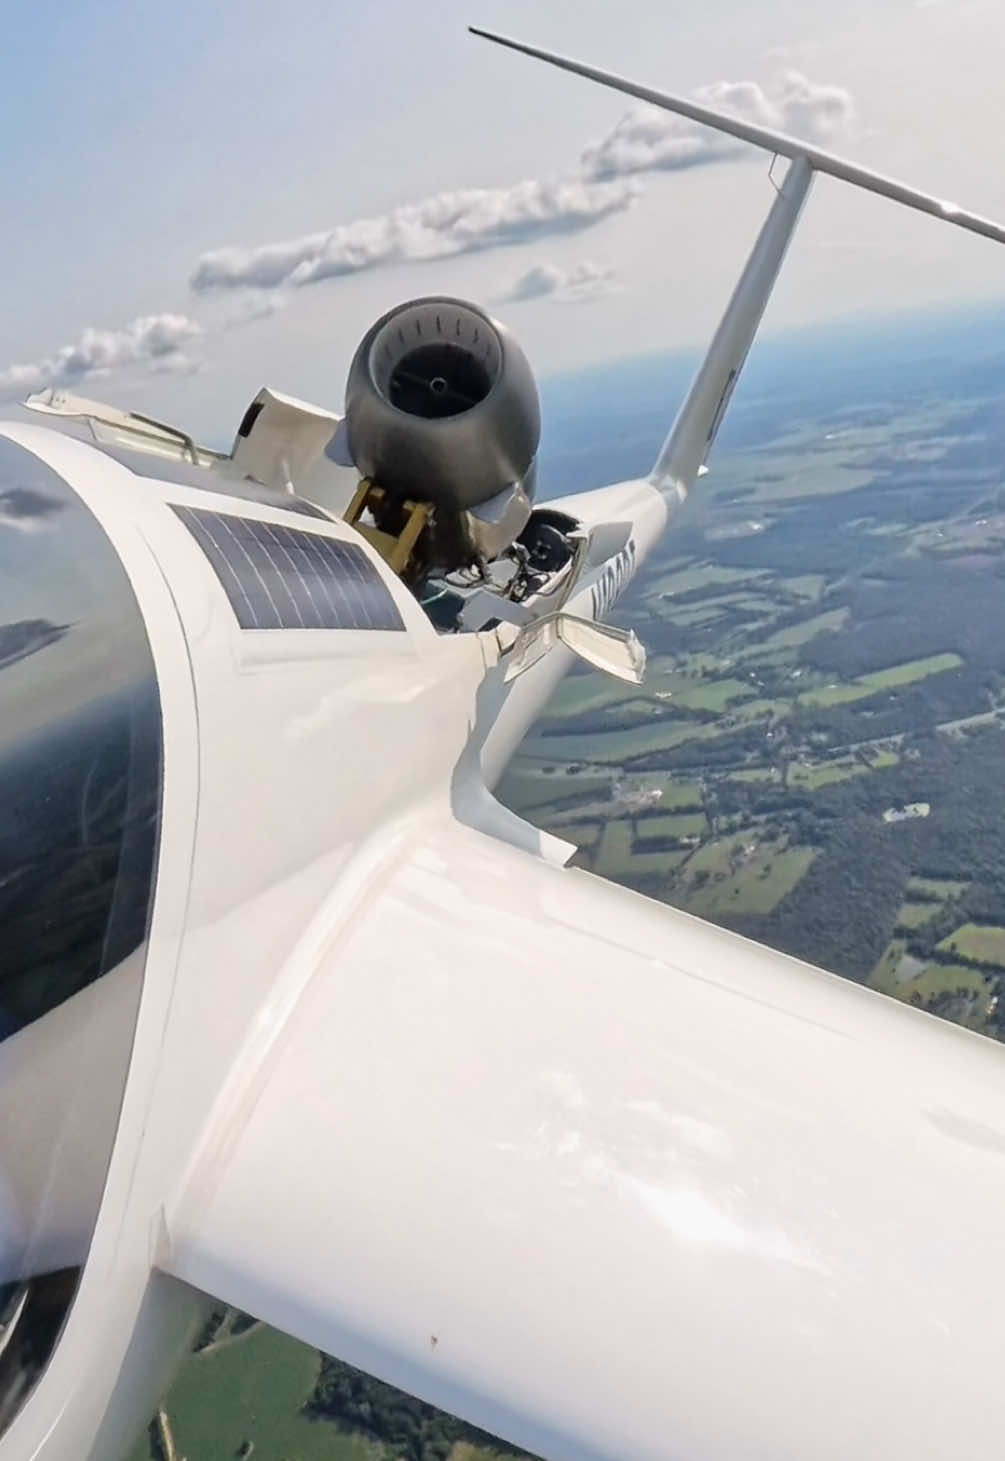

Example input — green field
[907,876,968,901]
[129,1326,371,1461]
[742,607,849,655]
[709,441,875,502]
[677,590,780,619]
[130,1325,530,1461]
[635,812,708,841]
[896,902,943,929]
[860,652,964,687]
[662,677,755,712]
[593,819,688,878]
[648,777,705,809]
[871,946,993,1009]
[497,765,611,813]
[674,833,815,916]
[937,923,1005,968]
[727,697,791,724]
[871,939,909,994]
[789,757,868,790]
[869,748,900,770]
[661,602,730,626]
[908,963,993,1002]
[729,767,781,783]
[552,666,760,720]
[526,717,722,765]
[684,847,815,916]
[798,653,964,709]
[573,695,664,726]
[681,829,755,876]
[644,561,763,598]
[548,773,703,820]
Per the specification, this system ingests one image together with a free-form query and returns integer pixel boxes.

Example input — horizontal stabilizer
[471,27,1005,504]
[469,28,1005,249]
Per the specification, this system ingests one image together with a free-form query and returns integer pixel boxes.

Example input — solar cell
[173,506,405,632]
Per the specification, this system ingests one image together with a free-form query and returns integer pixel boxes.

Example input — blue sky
[3,0,1004,441]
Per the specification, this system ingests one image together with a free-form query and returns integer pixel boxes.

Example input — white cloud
[580,72,855,181]
[502,260,617,304]
[0,68,856,399]
[220,290,288,329]
[0,313,201,398]
[190,177,637,293]
[189,69,853,303]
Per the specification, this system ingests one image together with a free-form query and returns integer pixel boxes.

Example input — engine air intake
[342,296,541,576]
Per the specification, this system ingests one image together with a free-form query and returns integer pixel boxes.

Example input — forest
[619,725,1005,989]
[309,1357,535,1461]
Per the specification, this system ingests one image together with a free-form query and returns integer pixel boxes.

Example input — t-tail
[471,26,1005,551]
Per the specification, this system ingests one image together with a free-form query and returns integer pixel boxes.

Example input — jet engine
[337,297,541,578]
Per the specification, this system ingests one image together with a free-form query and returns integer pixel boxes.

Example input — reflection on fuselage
[0,436,163,1440]
[0,685,159,1038]
[0,621,69,676]
[0,1272,77,1436]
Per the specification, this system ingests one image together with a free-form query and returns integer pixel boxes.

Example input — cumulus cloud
[190,177,637,293]
[1,66,856,397]
[189,68,852,302]
[580,72,854,181]
[0,313,202,398]
[502,260,617,304]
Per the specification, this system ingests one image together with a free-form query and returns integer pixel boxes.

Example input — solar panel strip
[215,512,285,629]
[178,506,262,627]
[259,521,317,629]
[290,531,340,628]
[174,505,405,632]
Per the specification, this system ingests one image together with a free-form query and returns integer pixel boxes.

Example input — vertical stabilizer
[651,156,812,497]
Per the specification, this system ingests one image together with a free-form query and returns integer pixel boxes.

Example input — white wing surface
[164,818,1005,1461]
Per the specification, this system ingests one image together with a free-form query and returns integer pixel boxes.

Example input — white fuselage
[0,422,665,1461]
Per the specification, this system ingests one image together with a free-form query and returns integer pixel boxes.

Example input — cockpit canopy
[0,435,162,1436]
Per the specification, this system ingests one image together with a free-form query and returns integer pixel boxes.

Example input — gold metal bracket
[344,479,430,577]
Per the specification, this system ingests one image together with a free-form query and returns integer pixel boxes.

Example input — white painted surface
[0,957,141,1285]
[167,817,1005,1461]
[0,419,491,1461]
[653,156,813,493]
[0,422,204,1461]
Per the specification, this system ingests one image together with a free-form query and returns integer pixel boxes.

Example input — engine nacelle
[340,297,540,573]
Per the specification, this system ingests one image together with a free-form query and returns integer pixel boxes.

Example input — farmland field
[937,924,1005,968]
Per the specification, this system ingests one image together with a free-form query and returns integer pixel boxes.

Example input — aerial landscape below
[134,301,1005,1457]
[507,301,1005,1038]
